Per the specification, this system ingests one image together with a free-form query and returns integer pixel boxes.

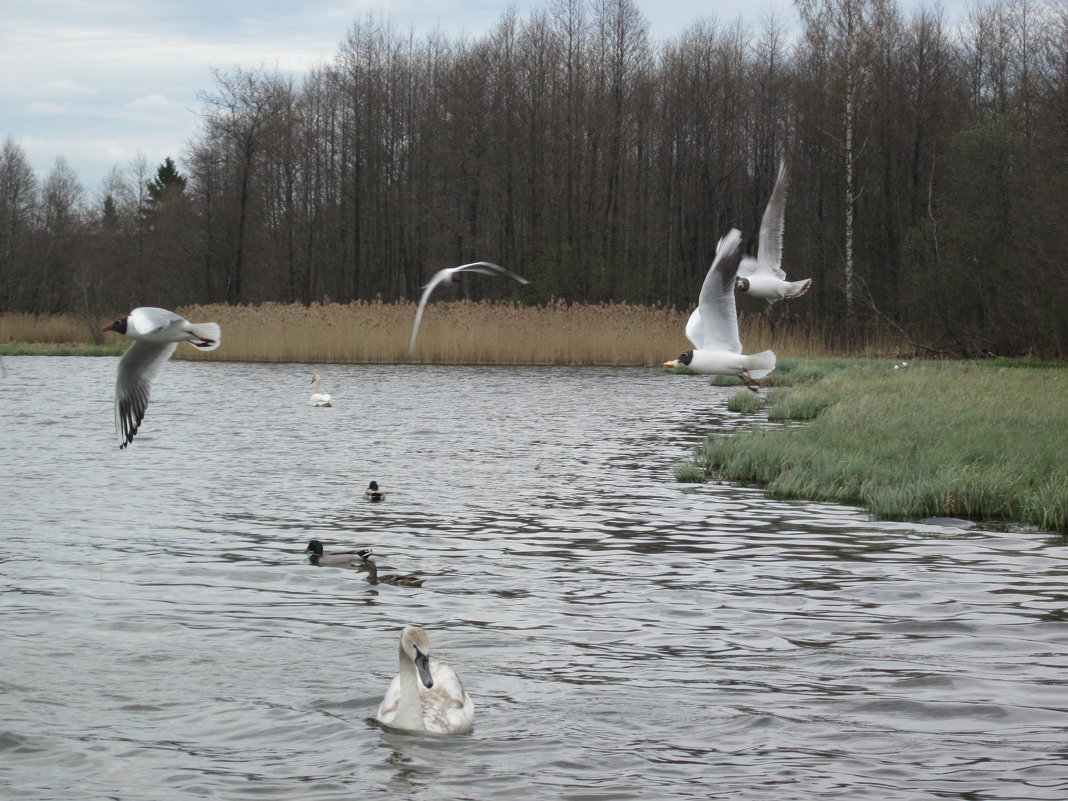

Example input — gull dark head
[102,318,127,334]
[736,277,750,293]
[676,350,694,366]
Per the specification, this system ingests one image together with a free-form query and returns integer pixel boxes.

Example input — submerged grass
[2,302,906,365]
[680,359,1068,533]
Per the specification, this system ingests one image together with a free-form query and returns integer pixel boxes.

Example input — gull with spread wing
[736,159,811,303]
[664,229,776,392]
[102,307,221,448]
[408,261,528,353]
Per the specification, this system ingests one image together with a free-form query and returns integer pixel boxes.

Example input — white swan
[102,307,221,448]
[736,159,812,303]
[310,373,332,407]
[376,626,474,734]
[663,229,776,392]
[408,261,528,353]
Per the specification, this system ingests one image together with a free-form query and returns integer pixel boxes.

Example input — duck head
[304,540,325,556]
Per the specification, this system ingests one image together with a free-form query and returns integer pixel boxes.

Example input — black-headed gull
[310,373,332,406]
[663,229,776,392]
[376,626,474,734]
[409,261,528,353]
[736,160,812,303]
[102,307,221,448]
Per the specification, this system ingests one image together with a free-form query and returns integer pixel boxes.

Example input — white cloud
[28,101,72,115]
[126,94,172,110]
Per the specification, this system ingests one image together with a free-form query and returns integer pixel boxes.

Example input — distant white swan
[408,261,528,353]
[736,159,812,303]
[376,626,474,734]
[310,373,332,407]
[102,307,221,448]
[663,229,776,392]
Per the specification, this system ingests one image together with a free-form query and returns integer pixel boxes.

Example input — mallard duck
[304,540,371,567]
[364,481,386,502]
[358,557,424,587]
[310,373,332,407]
[376,626,474,734]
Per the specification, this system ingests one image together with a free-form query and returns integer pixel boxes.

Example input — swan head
[736,277,750,293]
[102,318,127,334]
[310,373,321,384]
[304,540,325,556]
[401,626,434,688]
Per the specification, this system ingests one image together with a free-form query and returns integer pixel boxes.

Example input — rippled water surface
[2,356,1068,800]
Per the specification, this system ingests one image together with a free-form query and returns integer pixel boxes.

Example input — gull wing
[115,339,177,448]
[409,268,455,353]
[696,229,744,354]
[408,262,528,353]
[684,307,705,350]
[453,261,529,284]
[739,160,789,280]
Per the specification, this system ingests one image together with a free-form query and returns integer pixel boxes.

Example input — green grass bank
[674,358,1068,533]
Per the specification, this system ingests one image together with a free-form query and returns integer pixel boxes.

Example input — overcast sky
[1,0,970,195]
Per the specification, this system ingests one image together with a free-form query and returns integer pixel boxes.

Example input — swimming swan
[304,540,372,567]
[102,307,221,448]
[376,626,474,734]
[310,374,332,407]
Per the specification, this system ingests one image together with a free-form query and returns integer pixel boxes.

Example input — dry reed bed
[2,302,904,364]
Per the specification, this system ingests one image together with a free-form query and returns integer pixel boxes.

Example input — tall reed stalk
[1,303,906,365]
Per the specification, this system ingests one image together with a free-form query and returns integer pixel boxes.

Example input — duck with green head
[304,540,372,567]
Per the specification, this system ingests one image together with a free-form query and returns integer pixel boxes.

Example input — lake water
[2,356,1067,800]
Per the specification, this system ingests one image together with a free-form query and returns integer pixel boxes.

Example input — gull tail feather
[746,350,776,380]
[187,322,221,351]
[786,279,812,298]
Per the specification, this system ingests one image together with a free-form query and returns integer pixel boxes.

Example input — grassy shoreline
[675,358,1068,533]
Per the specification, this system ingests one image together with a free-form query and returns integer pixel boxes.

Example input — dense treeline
[1,0,1065,356]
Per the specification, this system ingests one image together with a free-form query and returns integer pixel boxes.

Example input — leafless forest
[1,0,1065,356]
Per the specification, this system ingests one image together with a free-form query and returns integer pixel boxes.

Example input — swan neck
[394,644,424,729]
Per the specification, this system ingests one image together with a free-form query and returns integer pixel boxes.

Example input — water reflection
[0,357,1067,800]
